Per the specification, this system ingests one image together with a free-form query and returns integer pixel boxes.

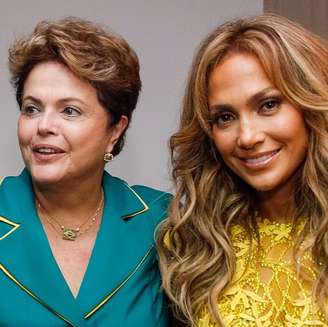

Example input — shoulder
[0,174,20,187]
[131,185,172,209]
[0,170,32,206]
[103,172,172,206]
[0,171,32,239]
[130,185,172,225]
[0,169,30,189]
[103,172,172,225]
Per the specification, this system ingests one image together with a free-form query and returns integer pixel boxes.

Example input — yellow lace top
[198,219,327,326]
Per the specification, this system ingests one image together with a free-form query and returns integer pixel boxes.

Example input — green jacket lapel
[77,172,157,318]
[0,169,87,326]
[0,170,169,324]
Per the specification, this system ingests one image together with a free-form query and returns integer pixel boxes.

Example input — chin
[244,177,279,192]
[28,167,64,186]
[252,184,276,192]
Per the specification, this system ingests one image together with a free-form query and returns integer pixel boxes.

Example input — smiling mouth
[32,146,65,159]
[35,148,60,154]
[239,149,281,167]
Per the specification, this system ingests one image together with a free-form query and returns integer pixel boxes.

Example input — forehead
[23,61,97,101]
[208,53,275,105]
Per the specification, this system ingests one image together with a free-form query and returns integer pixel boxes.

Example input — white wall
[0,0,262,191]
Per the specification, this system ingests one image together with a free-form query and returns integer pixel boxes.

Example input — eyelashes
[259,97,282,112]
[20,104,82,118]
[21,105,40,116]
[210,111,235,126]
[209,96,283,128]
[61,106,81,117]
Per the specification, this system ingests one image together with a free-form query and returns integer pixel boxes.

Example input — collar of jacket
[0,168,160,326]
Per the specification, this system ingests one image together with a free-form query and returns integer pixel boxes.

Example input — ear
[106,115,129,153]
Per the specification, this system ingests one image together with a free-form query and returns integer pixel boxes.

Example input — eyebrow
[246,87,278,107]
[22,96,87,106]
[57,97,87,106]
[22,95,43,106]
[209,86,278,112]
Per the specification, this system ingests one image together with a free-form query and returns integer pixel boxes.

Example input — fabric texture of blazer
[0,169,171,327]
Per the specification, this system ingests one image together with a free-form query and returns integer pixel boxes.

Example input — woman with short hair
[0,17,170,326]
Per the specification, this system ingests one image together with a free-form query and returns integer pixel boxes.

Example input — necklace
[37,190,104,241]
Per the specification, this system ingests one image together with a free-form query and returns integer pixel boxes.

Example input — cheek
[292,120,308,146]
[293,127,308,162]
[67,125,109,151]
[213,131,233,159]
[276,112,308,148]
[17,118,30,145]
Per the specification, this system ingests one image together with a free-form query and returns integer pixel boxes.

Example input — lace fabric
[197,219,327,326]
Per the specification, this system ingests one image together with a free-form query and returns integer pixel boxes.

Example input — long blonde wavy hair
[157,14,328,326]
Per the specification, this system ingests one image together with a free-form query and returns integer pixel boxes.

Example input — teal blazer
[0,169,171,326]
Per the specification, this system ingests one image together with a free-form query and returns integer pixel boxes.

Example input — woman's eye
[212,112,235,126]
[62,107,80,117]
[260,99,281,112]
[21,105,40,116]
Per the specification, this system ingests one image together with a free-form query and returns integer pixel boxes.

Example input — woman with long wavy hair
[157,14,328,326]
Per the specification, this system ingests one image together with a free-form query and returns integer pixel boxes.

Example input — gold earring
[104,152,114,162]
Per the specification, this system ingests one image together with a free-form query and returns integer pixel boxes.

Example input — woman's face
[208,53,308,195]
[18,61,127,186]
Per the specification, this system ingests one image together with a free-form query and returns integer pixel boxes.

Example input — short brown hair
[8,17,141,156]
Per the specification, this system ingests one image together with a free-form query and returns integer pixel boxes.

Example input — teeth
[244,151,278,164]
[36,148,57,154]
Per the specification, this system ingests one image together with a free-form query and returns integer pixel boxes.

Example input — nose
[237,117,265,149]
[37,110,57,136]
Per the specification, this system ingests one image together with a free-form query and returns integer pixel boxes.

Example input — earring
[104,152,114,162]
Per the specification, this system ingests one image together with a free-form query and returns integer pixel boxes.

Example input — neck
[256,182,295,223]
[33,172,104,227]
